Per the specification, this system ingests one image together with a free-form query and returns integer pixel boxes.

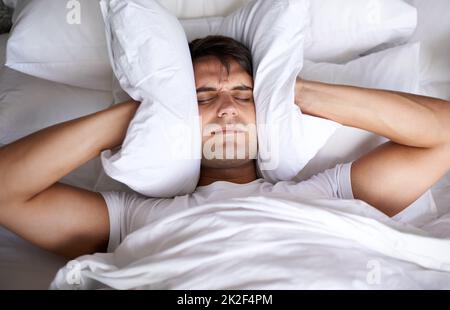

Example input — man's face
[193,56,258,169]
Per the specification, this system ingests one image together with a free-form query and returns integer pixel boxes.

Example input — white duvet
[51,196,450,290]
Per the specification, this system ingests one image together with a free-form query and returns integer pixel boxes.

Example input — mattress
[1,0,450,289]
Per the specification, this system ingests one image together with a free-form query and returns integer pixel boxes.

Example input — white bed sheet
[51,196,450,290]
[1,1,450,289]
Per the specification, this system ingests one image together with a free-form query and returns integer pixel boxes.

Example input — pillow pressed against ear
[100,0,201,198]
[214,0,320,182]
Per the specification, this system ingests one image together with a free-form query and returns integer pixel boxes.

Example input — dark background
[0,2,12,34]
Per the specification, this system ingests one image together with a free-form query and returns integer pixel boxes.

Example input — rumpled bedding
[51,196,450,290]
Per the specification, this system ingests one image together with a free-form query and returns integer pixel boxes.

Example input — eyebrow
[196,84,253,93]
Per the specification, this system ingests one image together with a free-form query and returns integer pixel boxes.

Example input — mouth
[212,126,248,135]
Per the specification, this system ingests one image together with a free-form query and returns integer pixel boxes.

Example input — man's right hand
[0,100,139,258]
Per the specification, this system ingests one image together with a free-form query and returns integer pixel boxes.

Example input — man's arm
[295,80,450,216]
[0,101,139,258]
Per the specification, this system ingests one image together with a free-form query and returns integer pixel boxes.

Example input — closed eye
[197,97,216,104]
[235,97,252,102]
[234,97,252,102]
[232,89,253,103]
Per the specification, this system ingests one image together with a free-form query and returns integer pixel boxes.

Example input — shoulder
[273,162,354,200]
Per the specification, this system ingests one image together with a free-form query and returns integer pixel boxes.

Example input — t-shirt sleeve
[99,191,150,252]
[287,162,354,200]
[309,162,354,199]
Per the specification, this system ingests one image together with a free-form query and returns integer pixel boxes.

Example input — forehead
[193,56,253,87]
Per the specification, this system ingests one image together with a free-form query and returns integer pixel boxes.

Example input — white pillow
[210,0,310,182]
[6,0,112,91]
[100,0,202,198]
[293,43,436,227]
[305,0,417,63]
[405,0,450,101]
[304,44,420,97]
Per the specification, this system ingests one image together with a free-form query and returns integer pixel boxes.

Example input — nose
[217,94,238,118]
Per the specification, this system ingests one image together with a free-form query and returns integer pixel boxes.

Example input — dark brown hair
[189,35,253,77]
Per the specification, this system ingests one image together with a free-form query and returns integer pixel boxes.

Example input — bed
[1,0,450,289]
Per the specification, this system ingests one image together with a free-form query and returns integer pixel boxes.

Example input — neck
[197,160,258,187]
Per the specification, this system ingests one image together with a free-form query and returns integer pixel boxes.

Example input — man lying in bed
[0,36,449,259]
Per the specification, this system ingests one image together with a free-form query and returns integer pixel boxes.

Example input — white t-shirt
[101,163,354,252]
